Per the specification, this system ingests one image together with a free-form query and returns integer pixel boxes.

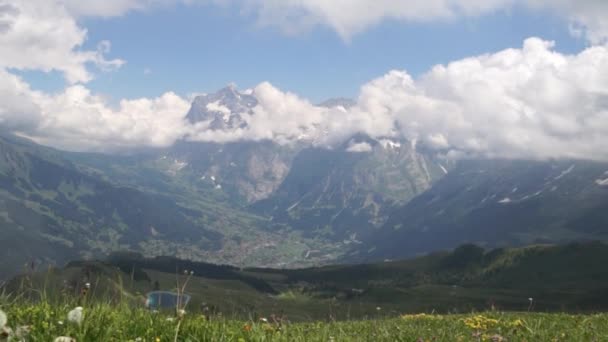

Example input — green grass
[1,300,607,341]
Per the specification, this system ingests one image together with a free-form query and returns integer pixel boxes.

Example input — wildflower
[85,283,91,289]
[54,337,76,342]
[243,323,252,332]
[376,307,381,311]
[463,315,499,331]
[177,309,186,318]
[166,317,175,322]
[509,319,525,328]
[0,310,6,328]
[67,307,84,325]
[490,334,506,342]
[260,318,268,323]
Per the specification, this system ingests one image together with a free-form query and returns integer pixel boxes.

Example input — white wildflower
[67,307,84,325]
[54,337,76,342]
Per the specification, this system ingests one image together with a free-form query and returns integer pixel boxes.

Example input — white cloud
[47,1,608,43]
[240,0,512,40]
[236,0,608,43]
[0,0,123,83]
[353,38,608,161]
[30,86,191,151]
[0,72,191,152]
[346,141,373,153]
[0,0,189,152]
[527,0,608,45]
[185,38,608,161]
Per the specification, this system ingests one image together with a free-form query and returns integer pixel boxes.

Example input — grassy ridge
[6,242,608,324]
[0,302,607,341]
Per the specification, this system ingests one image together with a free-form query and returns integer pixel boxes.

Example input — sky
[1,0,608,160]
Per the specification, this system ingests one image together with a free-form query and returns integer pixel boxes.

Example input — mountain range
[1,85,608,279]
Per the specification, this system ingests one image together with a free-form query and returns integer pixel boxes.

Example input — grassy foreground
[1,302,607,341]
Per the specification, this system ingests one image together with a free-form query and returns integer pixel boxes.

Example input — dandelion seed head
[54,337,76,342]
[67,307,84,325]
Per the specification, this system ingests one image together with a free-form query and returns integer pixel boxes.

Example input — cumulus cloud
[240,0,512,40]
[50,1,608,43]
[0,0,124,83]
[185,38,608,161]
[357,38,608,160]
[0,0,190,152]
[233,0,608,43]
[29,86,191,152]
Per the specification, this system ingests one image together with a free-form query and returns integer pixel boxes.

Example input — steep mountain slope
[253,137,446,241]
[355,159,608,261]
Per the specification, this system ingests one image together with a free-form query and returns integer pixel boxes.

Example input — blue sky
[23,3,586,103]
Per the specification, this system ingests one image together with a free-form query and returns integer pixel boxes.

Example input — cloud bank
[187,38,608,161]
[0,0,608,161]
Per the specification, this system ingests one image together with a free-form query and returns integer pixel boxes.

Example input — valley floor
[1,303,607,341]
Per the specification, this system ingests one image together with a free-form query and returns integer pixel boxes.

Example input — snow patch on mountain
[379,139,401,149]
[347,142,373,153]
[596,178,608,186]
[554,164,575,180]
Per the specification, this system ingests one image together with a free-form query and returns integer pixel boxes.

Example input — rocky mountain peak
[186,85,257,129]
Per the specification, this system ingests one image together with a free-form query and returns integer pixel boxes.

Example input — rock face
[253,136,446,241]
[166,140,298,203]
[354,159,608,262]
[186,85,257,129]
